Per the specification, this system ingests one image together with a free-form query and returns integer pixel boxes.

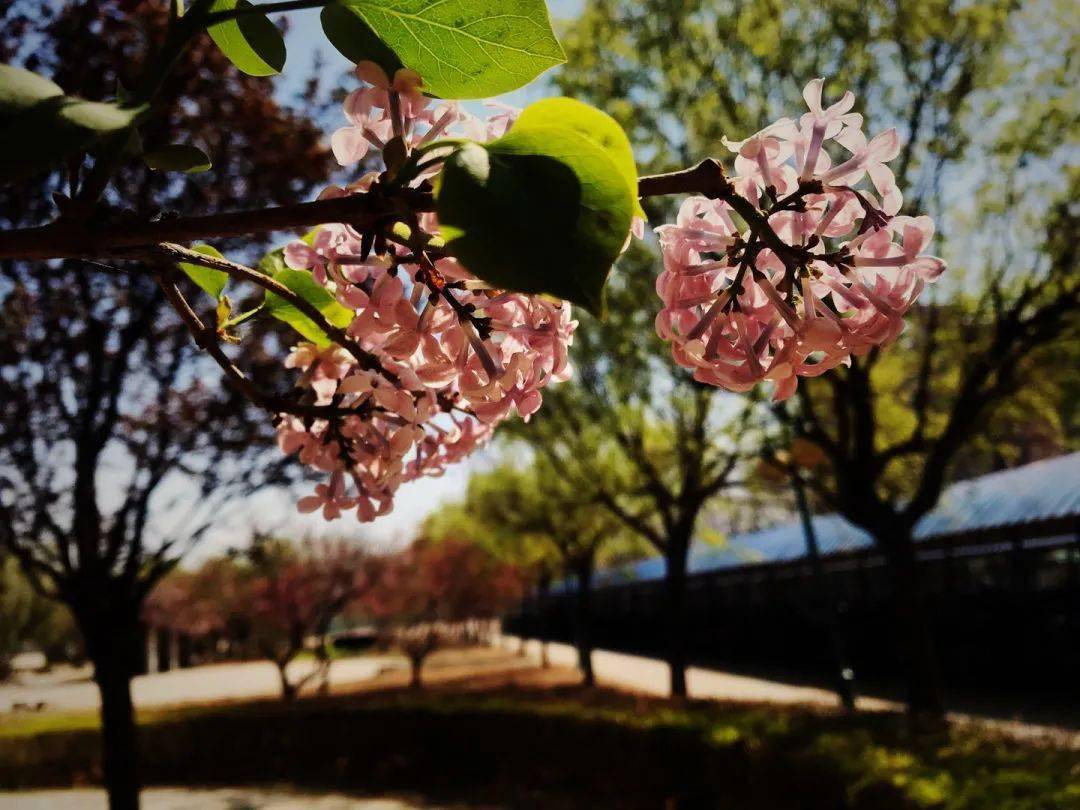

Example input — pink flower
[274,70,575,524]
[330,87,393,166]
[283,224,360,286]
[298,471,354,521]
[653,78,946,402]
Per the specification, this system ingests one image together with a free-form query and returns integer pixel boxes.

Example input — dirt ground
[2,640,1075,747]
[0,787,464,809]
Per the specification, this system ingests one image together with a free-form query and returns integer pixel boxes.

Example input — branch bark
[0,187,433,261]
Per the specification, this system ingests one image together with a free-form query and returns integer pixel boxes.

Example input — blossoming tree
[428,458,645,686]
[360,537,524,688]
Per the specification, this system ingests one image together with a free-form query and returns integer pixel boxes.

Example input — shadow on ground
[2,651,1077,810]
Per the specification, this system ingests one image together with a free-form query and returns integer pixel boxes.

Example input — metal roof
[590,453,1080,588]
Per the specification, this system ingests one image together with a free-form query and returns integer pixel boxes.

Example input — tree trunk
[75,610,142,810]
[276,660,297,701]
[573,558,595,687]
[409,654,423,689]
[314,637,332,696]
[0,655,13,683]
[664,541,689,698]
[95,659,139,810]
[537,572,552,669]
[793,474,856,712]
[884,534,945,722]
[77,603,141,810]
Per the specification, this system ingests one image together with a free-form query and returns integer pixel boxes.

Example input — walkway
[501,636,1079,745]
[0,656,403,714]
[0,788,450,809]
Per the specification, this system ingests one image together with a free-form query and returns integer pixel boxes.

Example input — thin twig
[153,268,375,420]
[152,242,402,387]
[638,159,816,270]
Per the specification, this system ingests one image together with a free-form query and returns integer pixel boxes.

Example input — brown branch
[0,187,434,261]
[639,159,811,268]
[638,160,735,199]
[153,269,376,421]
[151,243,401,388]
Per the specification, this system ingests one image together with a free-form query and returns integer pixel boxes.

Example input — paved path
[503,636,894,710]
[0,788,451,809]
[502,636,1079,745]
[0,656,404,714]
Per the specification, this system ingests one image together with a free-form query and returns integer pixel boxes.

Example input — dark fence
[507,528,1080,700]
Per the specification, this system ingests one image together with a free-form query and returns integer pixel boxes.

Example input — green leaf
[207,0,287,77]
[0,95,146,182]
[513,97,644,218]
[257,246,288,275]
[320,4,404,79]
[58,99,145,133]
[300,226,324,246]
[178,244,229,300]
[436,124,634,316]
[144,143,213,173]
[265,269,354,347]
[0,64,63,120]
[329,0,565,99]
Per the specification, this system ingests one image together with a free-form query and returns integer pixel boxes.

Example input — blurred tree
[557,0,1013,206]
[423,477,560,665]
[241,537,372,700]
[0,1,331,806]
[430,458,645,685]
[754,436,856,711]
[779,204,1077,720]
[0,556,77,679]
[143,555,253,665]
[554,0,1078,719]
[360,538,525,688]
[517,378,750,696]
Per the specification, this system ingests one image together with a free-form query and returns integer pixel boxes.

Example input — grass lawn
[1,652,1076,809]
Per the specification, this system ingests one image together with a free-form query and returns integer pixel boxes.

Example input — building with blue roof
[510,454,1080,697]
[585,452,1080,588]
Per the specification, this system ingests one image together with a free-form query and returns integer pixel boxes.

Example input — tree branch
[0,187,433,261]
[153,269,379,421]
[638,158,813,268]
[151,243,402,387]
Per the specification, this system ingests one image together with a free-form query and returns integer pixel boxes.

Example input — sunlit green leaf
[265,268,353,346]
[320,4,404,79]
[144,143,212,173]
[513,97,644,217]
[178,244,229,300]
[0,64,63,120]
[327,0,564,99]
[207,0,287,77]
[257,246,287,275]
[436,118,634,315]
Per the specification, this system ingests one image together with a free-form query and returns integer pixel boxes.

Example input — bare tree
[0,267,298,805]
